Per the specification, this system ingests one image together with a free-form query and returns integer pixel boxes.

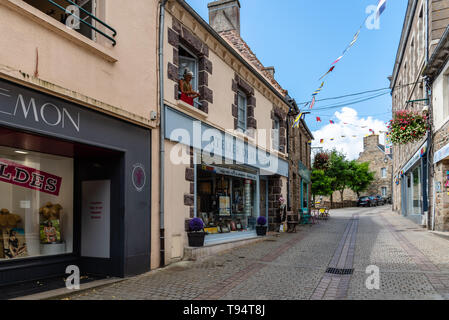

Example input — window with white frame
[237,91,247,131]
[381,187,387,197]
[381,168,387,178]
[179,46,198,88]
[273,117,280,151]
[178,45,199,107]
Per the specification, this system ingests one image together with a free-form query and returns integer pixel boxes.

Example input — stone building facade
[390,0,449,227]
[358,135,393,199]
[423,13,449,231]
[287,115,313,216]
[160,0,312,263]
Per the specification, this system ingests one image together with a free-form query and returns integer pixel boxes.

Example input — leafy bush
[389,110,428,145]
[189,218,204,232]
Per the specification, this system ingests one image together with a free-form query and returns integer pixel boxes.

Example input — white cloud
[311,107,388,160]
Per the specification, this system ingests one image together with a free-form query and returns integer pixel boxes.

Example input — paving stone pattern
[64,207,449,300]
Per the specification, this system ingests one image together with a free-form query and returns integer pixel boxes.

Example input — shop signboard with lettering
[0,158,62,196]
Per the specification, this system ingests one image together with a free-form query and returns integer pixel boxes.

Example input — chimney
[363,134,379,152]
[208,0,241,35]
[263,66,275,78]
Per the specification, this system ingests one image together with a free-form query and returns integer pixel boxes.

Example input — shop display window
[197,166,257,236]
[0,146,73,261]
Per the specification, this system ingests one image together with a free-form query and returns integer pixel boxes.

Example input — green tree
[311,169,334,198]
[348,161,375,198]
[327,151,353,204]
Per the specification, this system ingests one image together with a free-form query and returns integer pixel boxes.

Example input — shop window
[197,166,257,236]
[178,46,200,108]
[0,146,73,261]
[381,168,387,178]
[23,0,97,41]
[237,91,247,131]
[273,117,280,151]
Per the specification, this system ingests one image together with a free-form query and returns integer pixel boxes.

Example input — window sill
[2,0,118,63]
[176,99,208,119]
[272,149,287,159]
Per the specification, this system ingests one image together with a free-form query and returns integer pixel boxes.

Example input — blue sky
[186,0,408,159]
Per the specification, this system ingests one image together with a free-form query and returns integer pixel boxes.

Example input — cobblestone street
[63,206,449,300]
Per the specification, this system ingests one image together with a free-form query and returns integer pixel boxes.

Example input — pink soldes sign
[0,158,62,196]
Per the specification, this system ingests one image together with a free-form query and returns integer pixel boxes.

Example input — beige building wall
[163,141,191,264]
[162,1,290,153]
[0,0,159,125]
[0,0,161,269]
[160,0,292,261]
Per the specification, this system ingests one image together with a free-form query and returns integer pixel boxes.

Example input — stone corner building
[358,135,393,199]
[390,0,449,228]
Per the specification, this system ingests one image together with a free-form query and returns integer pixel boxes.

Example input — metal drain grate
[325,268,354,275]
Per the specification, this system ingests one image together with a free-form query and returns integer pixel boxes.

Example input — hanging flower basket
[388,110,428,145]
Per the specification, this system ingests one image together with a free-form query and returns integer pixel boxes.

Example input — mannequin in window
[179,69,200,106]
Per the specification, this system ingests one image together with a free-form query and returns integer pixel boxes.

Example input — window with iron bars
[23,0,116,45]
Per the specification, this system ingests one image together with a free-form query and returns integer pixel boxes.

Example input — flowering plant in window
[388,110,428,145]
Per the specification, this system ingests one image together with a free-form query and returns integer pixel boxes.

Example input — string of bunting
[316,121,390,144]
[292,0,387,128]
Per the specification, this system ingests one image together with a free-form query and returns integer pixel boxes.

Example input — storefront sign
[0,158,62,196]
[201,165,258,181]
[385,134,392,155]
[0,85,80,132]
[131,163,146,192]
[434,142,449,164]
[402,142,427,173]
[165,106,289,177]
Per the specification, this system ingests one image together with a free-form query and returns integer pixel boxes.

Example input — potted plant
[388,110,429,145]
[187,217,206,247]
[256,216,267,236]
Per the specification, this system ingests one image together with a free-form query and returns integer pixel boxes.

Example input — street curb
[430,231,449,241]
[11,277,126,300]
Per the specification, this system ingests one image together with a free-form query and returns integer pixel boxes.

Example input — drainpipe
[424,0,434,230]
[286,114,290,210]
[159,0,168,267]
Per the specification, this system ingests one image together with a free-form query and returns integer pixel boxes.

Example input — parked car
[373,195,385,206]
[357,196,376,207]
[369,196,379,206]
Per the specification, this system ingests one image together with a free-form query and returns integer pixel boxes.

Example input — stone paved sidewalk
[61,206,449,300]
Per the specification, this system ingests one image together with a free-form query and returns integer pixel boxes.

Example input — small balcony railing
[45,0,117,46]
